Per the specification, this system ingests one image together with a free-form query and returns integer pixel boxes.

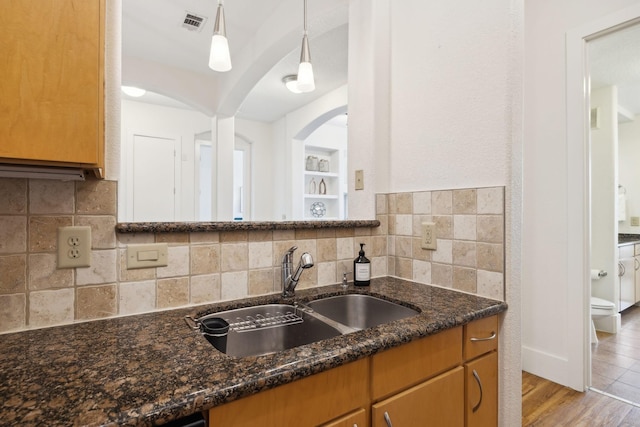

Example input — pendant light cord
[303,0,308,35]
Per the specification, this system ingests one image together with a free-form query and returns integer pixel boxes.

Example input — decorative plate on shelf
[310,202,326,218]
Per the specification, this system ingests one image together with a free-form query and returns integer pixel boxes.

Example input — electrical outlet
[421,222,437,250]
[57,226,91,268]
[632,216,640,227]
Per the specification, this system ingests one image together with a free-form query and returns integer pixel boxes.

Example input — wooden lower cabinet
[208,316,499,427]
[372,367,464,427]
[321,408,368,427]
[465,352,498,427]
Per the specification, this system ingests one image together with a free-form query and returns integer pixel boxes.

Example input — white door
[132,135,176,221]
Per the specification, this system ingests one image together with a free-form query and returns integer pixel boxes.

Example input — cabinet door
[0,0,104,169]
[465,352,498,427]
[320,408,367,427]
[371,326,462,401]
[620,257,635,311]
[372,367,464,427]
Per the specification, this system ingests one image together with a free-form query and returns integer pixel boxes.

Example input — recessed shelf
[304,171,339,178]
[304,194,339,199]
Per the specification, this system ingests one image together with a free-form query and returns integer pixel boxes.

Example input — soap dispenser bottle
[353,243,371,286]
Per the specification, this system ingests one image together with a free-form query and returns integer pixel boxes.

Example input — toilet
[590,296,616,344]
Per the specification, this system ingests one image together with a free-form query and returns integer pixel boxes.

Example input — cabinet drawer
[372,366,464,427]
[371,326,462,400]
[464,316,498,361]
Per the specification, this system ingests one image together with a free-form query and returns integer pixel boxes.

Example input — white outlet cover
[57,226,92,268]
[421,222,437,250]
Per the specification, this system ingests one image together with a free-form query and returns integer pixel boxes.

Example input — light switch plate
[355,170,364,190]
[632,216,640,227]
[127,243,169,269]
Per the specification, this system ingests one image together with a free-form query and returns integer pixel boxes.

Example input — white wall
[523,0,640,392]
[120,100,212,221]
[385,1,522,426]
[235,118,276,221]
[619,116,640,234]
[389,0,511,192]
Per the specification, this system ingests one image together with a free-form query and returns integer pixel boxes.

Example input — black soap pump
[353,243,371,286]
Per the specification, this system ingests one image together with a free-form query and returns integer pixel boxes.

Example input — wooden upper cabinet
[0,0,105,176]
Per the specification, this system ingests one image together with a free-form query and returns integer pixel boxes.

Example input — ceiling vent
[182,12,207,32]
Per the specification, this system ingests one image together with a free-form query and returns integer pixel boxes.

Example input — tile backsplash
[0,178,504,333]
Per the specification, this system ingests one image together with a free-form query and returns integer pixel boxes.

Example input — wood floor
[522,371,640,426]
[592,306,640,403]
[522,306,640,426]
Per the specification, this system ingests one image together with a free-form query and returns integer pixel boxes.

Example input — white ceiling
[121,0,348,123]
[589,22,640,118]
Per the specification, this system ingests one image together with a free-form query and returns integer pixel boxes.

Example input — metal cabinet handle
[635,258,639,271]
[384,411,393,427]
[469,331,497,342]
[619,262,625,277]
[472,369,484,412]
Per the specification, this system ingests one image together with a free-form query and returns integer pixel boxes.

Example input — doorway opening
[588,19,640,406]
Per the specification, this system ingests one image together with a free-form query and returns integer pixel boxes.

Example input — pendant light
[209,0,232,72]
[296,0,315,93]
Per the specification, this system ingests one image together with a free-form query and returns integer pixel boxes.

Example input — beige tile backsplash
[0,177,504,333]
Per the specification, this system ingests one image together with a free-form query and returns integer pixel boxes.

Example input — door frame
[566,3,640,391]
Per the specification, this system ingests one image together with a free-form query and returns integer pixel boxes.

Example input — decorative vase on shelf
[305,156,319,171]
[318,159,330,172]
[308,178,317,194]
[319,178,326,195]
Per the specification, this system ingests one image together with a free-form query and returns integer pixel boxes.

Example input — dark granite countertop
[618,234,640,246]
[115,219,380,233]
[0,277,507,426]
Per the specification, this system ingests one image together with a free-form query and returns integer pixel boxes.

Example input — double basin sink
[190,294,420,357]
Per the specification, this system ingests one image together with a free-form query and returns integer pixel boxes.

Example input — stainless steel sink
[196,304,342,357]
[191,295,420,357]
[305,294,420,330]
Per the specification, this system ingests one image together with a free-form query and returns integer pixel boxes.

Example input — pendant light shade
[297,0,315,93]
[209,1,232,72]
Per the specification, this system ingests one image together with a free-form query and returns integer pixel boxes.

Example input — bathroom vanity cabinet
[0,0,105,177]
[619,245,635,311]
[208,315,499,427]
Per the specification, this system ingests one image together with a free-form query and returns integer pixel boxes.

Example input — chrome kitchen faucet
[281,246,314,297]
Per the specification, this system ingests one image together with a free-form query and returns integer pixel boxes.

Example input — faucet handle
[286,246,298,254]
